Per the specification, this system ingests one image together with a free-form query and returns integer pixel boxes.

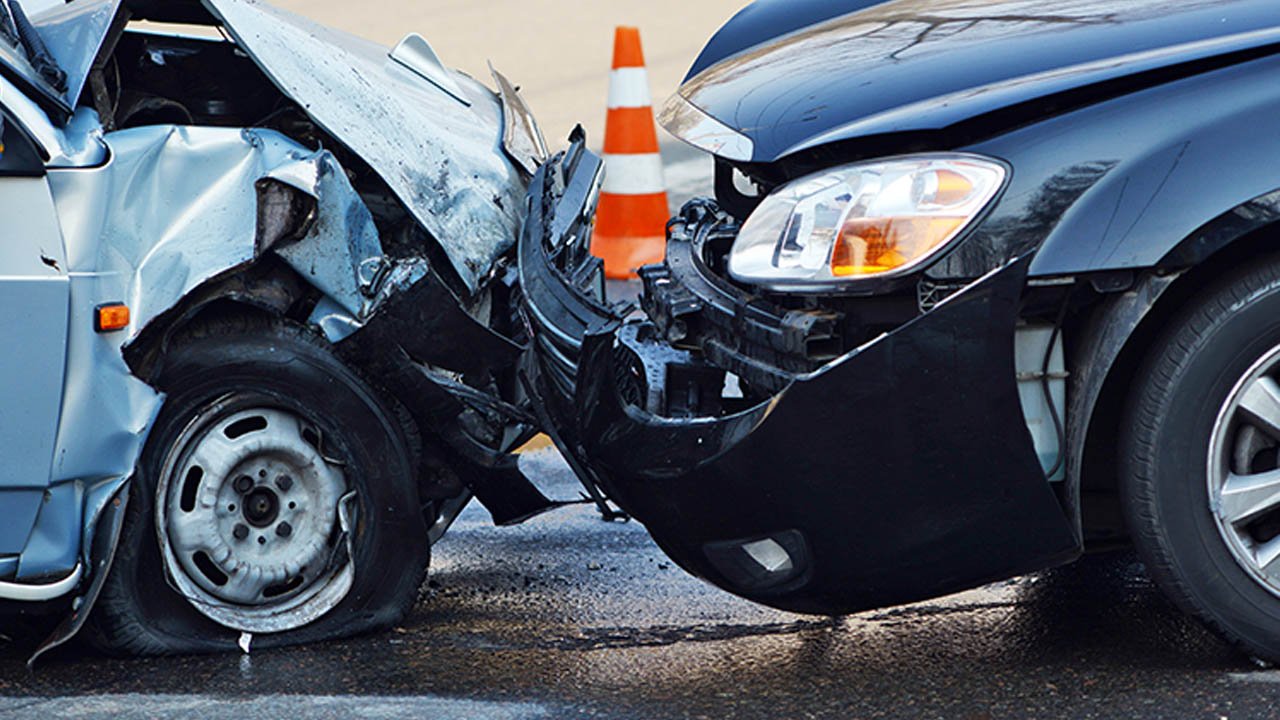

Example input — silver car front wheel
[86,318,428,656]
[156,399,356,633]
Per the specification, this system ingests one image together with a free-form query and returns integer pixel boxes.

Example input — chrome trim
[0,563,82,601]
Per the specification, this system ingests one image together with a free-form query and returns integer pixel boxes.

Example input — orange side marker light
[95,303,130,333]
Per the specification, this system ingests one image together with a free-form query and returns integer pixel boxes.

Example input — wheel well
[122,260,315,386]
[1077,222,1280,547]
[121,264,463,524]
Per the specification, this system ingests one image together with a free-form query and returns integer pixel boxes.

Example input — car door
[0,114,71,564]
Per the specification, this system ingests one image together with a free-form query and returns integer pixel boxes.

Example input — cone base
[592,233,666,279]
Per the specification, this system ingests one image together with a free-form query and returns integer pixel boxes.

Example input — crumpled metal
[204,0,526,293]
[42,124,391,582]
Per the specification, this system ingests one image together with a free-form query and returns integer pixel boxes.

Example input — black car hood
[671,0,1280,163]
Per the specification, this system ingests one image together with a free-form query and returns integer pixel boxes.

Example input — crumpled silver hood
[203,0,525,292]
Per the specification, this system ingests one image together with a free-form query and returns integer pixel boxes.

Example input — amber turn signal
[832,217,965,276]
[95,303,130,333]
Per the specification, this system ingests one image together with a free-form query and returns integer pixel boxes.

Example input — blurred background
[272,0,751,146]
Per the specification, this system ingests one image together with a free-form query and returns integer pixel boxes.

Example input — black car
[518,0,1280,662]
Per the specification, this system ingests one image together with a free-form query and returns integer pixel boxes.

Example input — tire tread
[1123,261,1280,661]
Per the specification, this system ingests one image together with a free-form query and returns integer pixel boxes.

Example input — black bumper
[519,140,1080,615]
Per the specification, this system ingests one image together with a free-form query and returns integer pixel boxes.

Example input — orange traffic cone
[592,26,669,279]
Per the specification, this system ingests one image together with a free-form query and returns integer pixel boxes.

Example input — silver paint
[390,33,470,106]
[0,0,530,617]
[0,75,107,167]
[0,173,71,559]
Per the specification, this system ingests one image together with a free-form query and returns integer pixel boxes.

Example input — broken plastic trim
[515,132,628,522]
[334,263,565,528]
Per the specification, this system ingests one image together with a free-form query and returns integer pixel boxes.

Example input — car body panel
[29,0,119,111]
[520,0,1280,620]
[930,52,1280,279]
[0,0,113,123]
[10,120,415,590]
[0,116,69,561]
[203,0,524,293]
[1,83,109,168]
[671,0,1280,162]
[683,0,884,81]
[0,0,552,659]
[0,170,68,559]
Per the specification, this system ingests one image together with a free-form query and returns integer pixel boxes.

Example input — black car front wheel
[1124,257,1280,662]
[85,316,429,655]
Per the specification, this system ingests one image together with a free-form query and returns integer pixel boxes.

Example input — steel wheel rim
[155,394,356,633]
[1208,344,1280,598]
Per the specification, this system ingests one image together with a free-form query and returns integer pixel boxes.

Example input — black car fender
[1061,199,1280,545]
[931,52,1280,281]
[936,56,1280,534]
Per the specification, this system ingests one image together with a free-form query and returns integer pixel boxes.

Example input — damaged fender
[35,123,406,654]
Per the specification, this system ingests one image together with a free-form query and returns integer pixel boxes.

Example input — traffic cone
[592,26,669,279]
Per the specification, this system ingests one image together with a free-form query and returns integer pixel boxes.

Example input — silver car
[3,0,550,660]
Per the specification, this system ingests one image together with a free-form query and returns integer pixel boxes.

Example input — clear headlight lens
[728,155,1007,289]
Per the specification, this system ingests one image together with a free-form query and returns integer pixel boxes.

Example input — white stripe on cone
[602,153,666,196]
[606,67,653,109]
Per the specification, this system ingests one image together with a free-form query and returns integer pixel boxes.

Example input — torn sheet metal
[203,0,526,292]
[490,65,549,177]
[259,152,387,320]
[54,126,327,330]
[30,480,128,667]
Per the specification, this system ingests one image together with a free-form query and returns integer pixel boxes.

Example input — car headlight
[728,155,1007,290]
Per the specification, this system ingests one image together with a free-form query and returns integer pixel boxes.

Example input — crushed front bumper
[519,139,1080,615]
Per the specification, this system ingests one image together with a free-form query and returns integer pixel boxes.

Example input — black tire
[84,316,429,655]
[1123,257,1280,662]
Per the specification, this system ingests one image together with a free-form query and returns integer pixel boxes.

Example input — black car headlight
[728,154,1007,291]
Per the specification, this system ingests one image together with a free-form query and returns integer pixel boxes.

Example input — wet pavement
[1,449,1277,719]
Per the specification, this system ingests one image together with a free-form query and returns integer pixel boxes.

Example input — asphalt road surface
[1,449,1278,719]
